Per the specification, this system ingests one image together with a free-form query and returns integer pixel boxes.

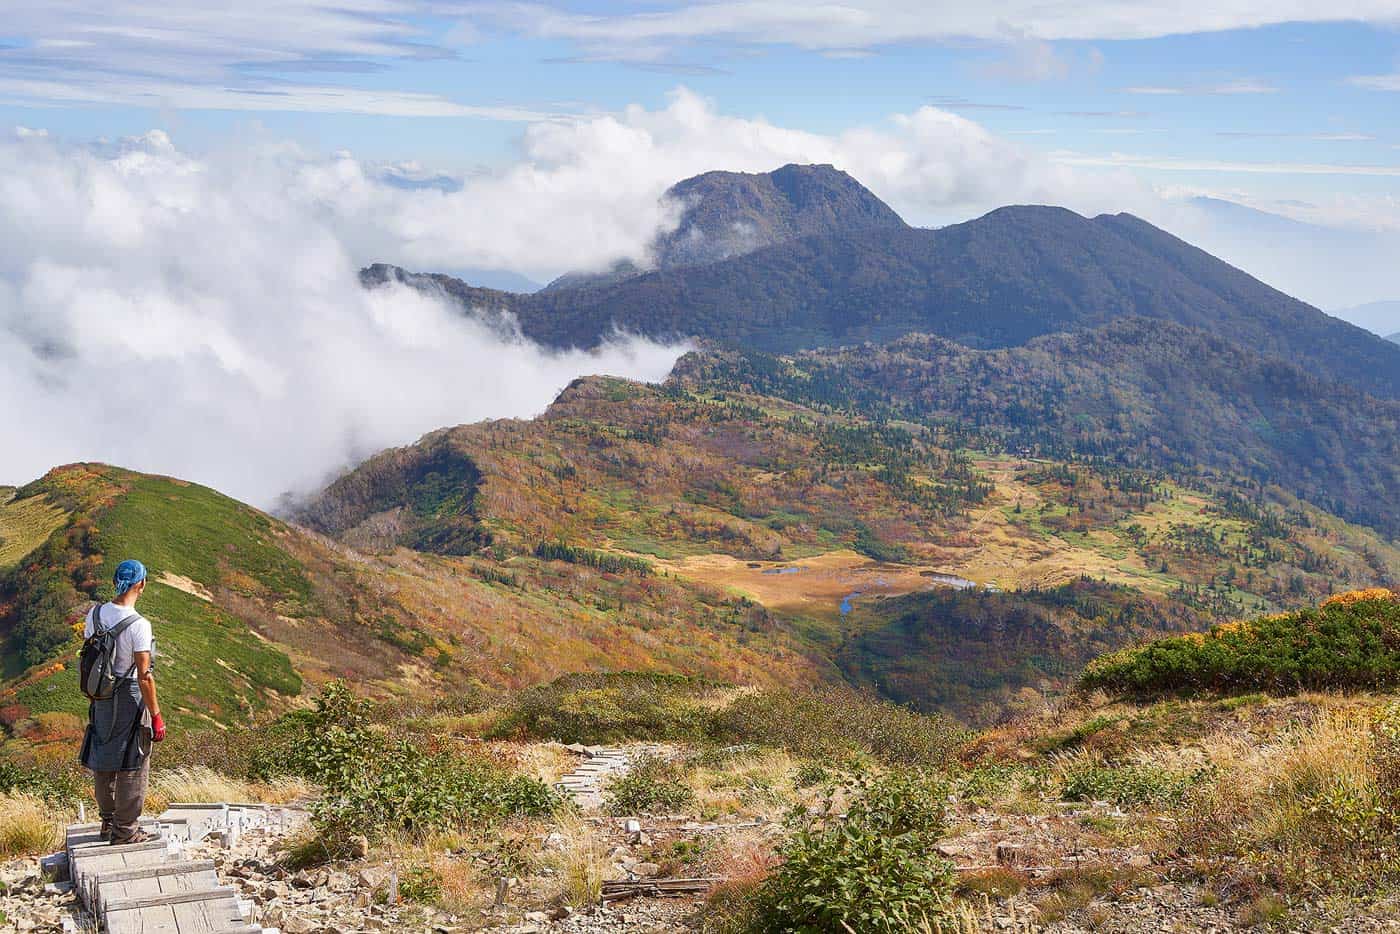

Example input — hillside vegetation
[0,464,824,764]
[1081,588,1400,696]
[680,318,1400,538]
[300,373,1400,722]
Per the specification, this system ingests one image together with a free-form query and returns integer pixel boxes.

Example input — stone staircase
[57,803,303,933]
[553,743,670,809]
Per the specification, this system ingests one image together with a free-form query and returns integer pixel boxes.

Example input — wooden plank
[71,843,169,897]
[96,865,221,915]
[66,818,161,851]
[93,859,216,884]
[103,885,237,913]
[172,891,246,931]
[106,904,180,934]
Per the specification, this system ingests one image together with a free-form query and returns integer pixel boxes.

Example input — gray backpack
[79,605,139,701]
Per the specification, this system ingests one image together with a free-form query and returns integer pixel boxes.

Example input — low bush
[606,755,695,815]
[1080,591,1400,697]
[489,672,716,744]
[264,683,560,845]
[1054,752,1199,807]
[0,759,82,804]
[711,688,967,769]
[398,865,443,904]
[746,771,956,932]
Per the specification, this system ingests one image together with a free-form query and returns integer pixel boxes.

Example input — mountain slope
[371,198,1400,400]
[300,371,1400,718]
[681,318,1400,537]
[0,463,820,754]
[540,163,906,291]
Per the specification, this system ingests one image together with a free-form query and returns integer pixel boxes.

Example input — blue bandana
[113,559,147,597]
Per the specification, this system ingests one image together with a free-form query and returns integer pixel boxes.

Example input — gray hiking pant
[93,758,149,843]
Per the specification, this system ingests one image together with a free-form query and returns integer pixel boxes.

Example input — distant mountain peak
[541,162,905,292]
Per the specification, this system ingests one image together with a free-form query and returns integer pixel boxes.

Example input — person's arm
[133,651,165,741]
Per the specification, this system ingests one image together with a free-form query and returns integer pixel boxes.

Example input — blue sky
[1,2,1399,318]
[3,2,1400,496]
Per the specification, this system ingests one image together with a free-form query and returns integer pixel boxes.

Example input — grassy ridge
[1,467,306,736]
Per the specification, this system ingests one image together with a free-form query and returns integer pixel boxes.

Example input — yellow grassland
[0,490,68,570]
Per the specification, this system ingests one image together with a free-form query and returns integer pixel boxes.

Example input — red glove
[151,713,166,743]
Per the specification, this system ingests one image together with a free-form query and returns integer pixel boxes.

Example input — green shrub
[1080,593,1400,697]
[711,688,967,769]
[606,755,695,815]
[793,761,831,789]
[1055,755,1198,807]
[265,683,560,843]
[0,760,82,805]
[398,865,442,904]
[747,771,955,932]
[489,672,715,744]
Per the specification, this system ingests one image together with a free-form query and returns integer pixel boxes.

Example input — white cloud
[0,129,682,506]
[0,0,533,117]
[1123,79,1279,95]
[1053,150,1400,177]
[460,1,1400,53]
[4,89,1398,506]
[1350,72,1400,91]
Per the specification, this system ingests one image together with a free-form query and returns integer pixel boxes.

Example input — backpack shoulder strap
[107,614,143,679]
[107,614,141,639]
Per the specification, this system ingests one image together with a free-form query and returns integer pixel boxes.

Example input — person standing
[78,559,166,844]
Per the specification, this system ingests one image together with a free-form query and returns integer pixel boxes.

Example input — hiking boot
[110,829,155,846]
[98,823,113,842]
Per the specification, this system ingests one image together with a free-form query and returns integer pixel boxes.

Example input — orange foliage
[1322,588,1397,608]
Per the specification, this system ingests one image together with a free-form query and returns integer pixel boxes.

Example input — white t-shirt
[84,602,154,678]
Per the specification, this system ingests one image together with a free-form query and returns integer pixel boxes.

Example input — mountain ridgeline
[364,165,1400,402]
[540,163,905,291]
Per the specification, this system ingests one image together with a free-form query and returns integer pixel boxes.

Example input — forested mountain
[541,163,904,291]
[366,173,1400,400]
[678,318,1400,537]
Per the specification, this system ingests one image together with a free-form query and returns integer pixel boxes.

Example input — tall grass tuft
[0,792,62,857]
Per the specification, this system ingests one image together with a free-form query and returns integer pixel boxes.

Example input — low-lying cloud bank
[4,90,1395,507]
[0,129,682,507]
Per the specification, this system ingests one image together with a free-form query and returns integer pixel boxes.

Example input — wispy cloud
[1216,130,1377,141]
[0,0,535,117]
[1054,150,1400,177]
[1123,78,1278,95]
[927,96,1028,112]
[459,1,1400,54]
[1350,72,1400,91]
[1055,110,1150,118]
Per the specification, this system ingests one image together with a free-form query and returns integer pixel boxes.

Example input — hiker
[78,559,166,844]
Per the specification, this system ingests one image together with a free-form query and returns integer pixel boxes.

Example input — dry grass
[387,830,495,914]
[146,766,310,813]
[1179,702,1398,892]
[0,792,63,856]
[690,748,800,819]
[543,809,608,908]
[510,743,578,785]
